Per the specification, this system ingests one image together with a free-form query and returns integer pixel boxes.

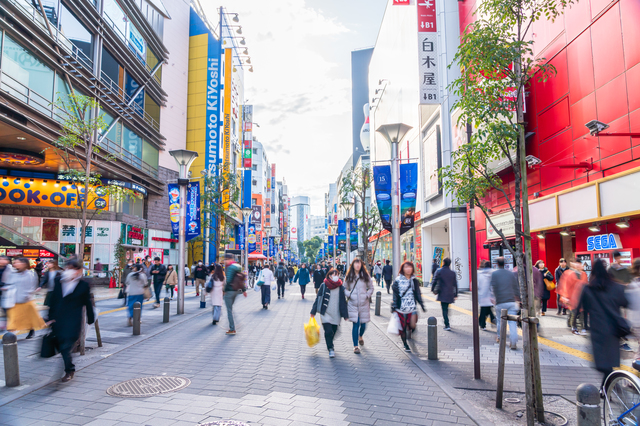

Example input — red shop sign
[417,0,437,32]
[393,0,410,4]
[39,250,54,258]
[152,237,178,243]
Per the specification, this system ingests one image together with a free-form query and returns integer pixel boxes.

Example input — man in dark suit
[431,258,458,331]
[48,259,95,383]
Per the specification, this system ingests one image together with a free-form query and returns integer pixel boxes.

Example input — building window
[144,93,160,127]
[101,47,124,94]
[125,73,144,117]
[253,148,257,154]
[1,35,55,113]
[110,196,144,218]
[146,48,162,83]
[123,125,143,158]
[142,140,159,170]
[252,165,257,171]
[57,3,94,65]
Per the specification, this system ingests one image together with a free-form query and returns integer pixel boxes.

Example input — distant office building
[310,216,326,240]
[290,196,311,244]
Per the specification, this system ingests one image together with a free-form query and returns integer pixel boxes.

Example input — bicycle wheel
[604,370,640,425]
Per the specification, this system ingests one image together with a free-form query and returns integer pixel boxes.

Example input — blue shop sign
[587,233,622,251]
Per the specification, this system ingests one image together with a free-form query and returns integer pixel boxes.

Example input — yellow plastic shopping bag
[304,316,320,347]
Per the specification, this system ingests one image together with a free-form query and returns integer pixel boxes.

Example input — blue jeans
[224,291,239,331]
[352,318,367,346]
[212,305,221,322]
[128,295,144,318]
[495,302,519,346]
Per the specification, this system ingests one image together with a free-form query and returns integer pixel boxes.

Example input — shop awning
[249,253,267,260]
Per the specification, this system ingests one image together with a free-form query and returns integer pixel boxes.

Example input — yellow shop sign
[0,177,108,209]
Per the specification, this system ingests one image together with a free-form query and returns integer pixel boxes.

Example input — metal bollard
[163,297,170,323]
[133,302,141,336]
[576,383,600,426]
[200,291,206,309]
[2,333,19,387]
[375,291,381,316]
[427,316,438,360]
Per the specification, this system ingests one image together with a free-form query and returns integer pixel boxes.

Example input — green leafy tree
[48,93,141,260]
[201,165,240,260]
[439,0,573,423]
[303,236,323,262]
[113,233,126,286]
[339,166,381,267]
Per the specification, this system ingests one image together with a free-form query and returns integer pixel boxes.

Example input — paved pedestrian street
[0,287,480,426]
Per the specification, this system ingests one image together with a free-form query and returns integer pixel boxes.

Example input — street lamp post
[169,149,199,315]
[329,223,337,268]
[376,123,412,278]
[341,199,354,268]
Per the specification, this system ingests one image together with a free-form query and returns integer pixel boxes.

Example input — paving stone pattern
[0,287,477,425]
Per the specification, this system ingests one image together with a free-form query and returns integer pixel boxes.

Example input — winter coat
[125,272,147,296]
[578,281,628,371]
[210,279,224,306]
[344,275,374,323]
[3,268,38,304]
[432,265,458,304]
[194,265,208,280]
[533,267,545,300]
[540,267,553,300]
[391,276,425,313]
[150,264,167,285]
[478,267,493,307]
[490,268,521,305]
[294,268,311,285]
[259,268,275,287]
[373,264,383,275]
[310,283,349,322]
[555,266,568,283]
[312,269,326,286]
[558,269,587,310]
[626,278,640,328]
[163,269,178,286]
[608,264,632,285]
[48,276,94,343]
[382,265,393,280]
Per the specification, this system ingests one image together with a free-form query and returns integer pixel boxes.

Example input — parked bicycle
[603,368,640,425]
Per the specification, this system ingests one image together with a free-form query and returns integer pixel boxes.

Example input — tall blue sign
[186,181,201,242]
[350,219,358,251]
[248,223,256,253]
[238,224,245,250]
[373,165,392,232]
[263,237,268,258]
[269,237,275,257]
[167,183,180,238]
[337,220,346,251]
[399,163,418,235]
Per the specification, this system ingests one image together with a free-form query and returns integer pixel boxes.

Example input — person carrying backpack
[294,263,311,299]
[275,262,288,299]
[223,254,246,335]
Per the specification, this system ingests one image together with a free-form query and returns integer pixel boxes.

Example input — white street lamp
[376,123,412,279]
[169,149,198,315]
[341,198,354,269]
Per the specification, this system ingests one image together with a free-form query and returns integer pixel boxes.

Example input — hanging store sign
[486,211,516,240]
[587,233,622,251]
[248,223,256,254]
[186,182,201,242]
[337,220,347,251]
[373,165,392,232]
[152,237,178,243]
[39,249,54,258]
[101,179,147,196]
[206,39,222,170]
[350,219,358,251]
[0,177,107,209]
[167,183,181,238]
[417,0,440,104]
[400,163,418,235]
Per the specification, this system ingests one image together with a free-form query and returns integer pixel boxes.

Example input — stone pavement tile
[231,412,264,423]
[287,412,322,423]
[60,415,96,425]
[260,409,292,419]
[316,418,348,426]
[83,420,119,426]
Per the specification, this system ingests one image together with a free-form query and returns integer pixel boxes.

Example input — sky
[200,0,388,215]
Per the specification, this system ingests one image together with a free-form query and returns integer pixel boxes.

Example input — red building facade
[460,0,640,307]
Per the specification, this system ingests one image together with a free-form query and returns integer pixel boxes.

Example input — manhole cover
[106,376,190,398]
[200,422,248,426]
[505,397,521,403]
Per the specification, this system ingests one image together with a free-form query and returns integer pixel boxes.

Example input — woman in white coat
[344,258,374,354]
[209,264,225,325]
[477,260,495,329]
[258,264,275,310]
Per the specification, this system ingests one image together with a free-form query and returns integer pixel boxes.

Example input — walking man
[149,257,167,308]
[382,260,393,293]
[275,261,288,298]
[313,263,326,295]
[490,257,521,350]
[223,254,246,335]
[431,258,457,331]
[478,260,495,330]
[373,261,382,286]
[555,258,568,315]
[194,261,207,296]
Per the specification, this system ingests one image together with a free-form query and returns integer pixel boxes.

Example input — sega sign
[587,233,622,251]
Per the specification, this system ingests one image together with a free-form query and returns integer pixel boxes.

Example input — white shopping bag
[387,312,402,335]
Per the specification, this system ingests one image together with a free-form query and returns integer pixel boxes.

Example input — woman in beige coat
[344,258,374,354]
[163,265,178,299]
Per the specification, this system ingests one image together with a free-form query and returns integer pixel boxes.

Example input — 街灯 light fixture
[536,233,545,239]
[236,27,242,34]
[616,219,630,228]
[232,13,239,22]
[17,137,26,140]
[560,228,571,236]
[588,223,601,232]
[55,181,60,187]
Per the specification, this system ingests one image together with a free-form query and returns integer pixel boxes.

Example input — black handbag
[41,332,58,358]
[117,288,125,299]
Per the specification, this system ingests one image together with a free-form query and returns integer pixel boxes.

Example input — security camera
[585,120,609,136]
[525,155,542,167]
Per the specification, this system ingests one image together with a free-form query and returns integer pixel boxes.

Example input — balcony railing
[96,136,159,179]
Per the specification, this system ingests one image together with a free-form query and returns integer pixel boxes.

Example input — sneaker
[61,372,74,383]
[212,320,217,325]
[621,343,633,352]
[329,349,335,358]
[404,344,411,352]
[541,312,546,316]
[354,347,361,354]
[444,326,452,331]
[572,329,579,335]
[359,337,364,346]
[580,329,588,336]
[196,293,199,297]
[226,330,236,335]
[481,326,487,331]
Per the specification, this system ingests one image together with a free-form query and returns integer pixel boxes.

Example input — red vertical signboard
[417,0,437,32]
[417,0,440,104]
[393,0,410,5]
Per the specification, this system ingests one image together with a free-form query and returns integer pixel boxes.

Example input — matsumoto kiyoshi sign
[0,177,108,209]
[587,233,622,251]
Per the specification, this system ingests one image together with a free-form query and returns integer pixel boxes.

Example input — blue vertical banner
[243,169,252,209]
[337,220,346,251]
[248,223,256,253]
[373,165,392,232]
[269,237,275,257]
[186,182,201,242]
[399,163,418,235]
[263,237,268,258]
[238,224,245,250]
[327,236,333,253]
[324,242,328,256]
[167,183,180,238]
[350,219,358,251]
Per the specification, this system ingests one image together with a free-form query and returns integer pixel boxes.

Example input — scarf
[324,277,342,290]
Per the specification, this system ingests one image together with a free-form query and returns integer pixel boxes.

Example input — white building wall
[158,0,190,172]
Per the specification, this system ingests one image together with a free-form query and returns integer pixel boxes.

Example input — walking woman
[391,261,426,352]
[209,264,225,324]
[534,260,553,316]
[310,268,349,358]
[259,263,275,309]
[578,258,628,389]
[344,258,374,354]
[48,259,94,382]
[4,258,45,339]
[164,265,178,300]
[125,264,147,326]
[40,259,62,308]
[294,263,311,298]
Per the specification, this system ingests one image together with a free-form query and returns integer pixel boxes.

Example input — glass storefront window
[123,126,143,158]
[22,217,42,241]
[1,216,22,234]
[103,0,127,41]
[60,243,76,257]
[100,110,122,146]
[1,35,55,113]
[101,46,124,93]
[142,140,159,170]
[110,196,144,218]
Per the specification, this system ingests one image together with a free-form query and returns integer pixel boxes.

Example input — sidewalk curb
[0,305,210,408]
[368,290,496,426]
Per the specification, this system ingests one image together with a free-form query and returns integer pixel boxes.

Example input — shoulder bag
[346,278,360,302]
[256,269,265,287]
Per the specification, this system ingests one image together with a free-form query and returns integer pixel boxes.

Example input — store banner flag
[248,223,256,253]
[238,224,245,250]
[269,237,275,257]
[186,182,201,242]
[327,236,333,253]
[263,237,268,257]
[337,220,347,251]
[167,183,180,238]
[350,219,358,251]
[373,165,392,232]
[399,163,418,235]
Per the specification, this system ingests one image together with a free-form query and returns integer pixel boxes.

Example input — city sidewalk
[368,283,615,402]
[0,284,485,426]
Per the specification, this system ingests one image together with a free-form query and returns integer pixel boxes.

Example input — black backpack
[276,267,286,280]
